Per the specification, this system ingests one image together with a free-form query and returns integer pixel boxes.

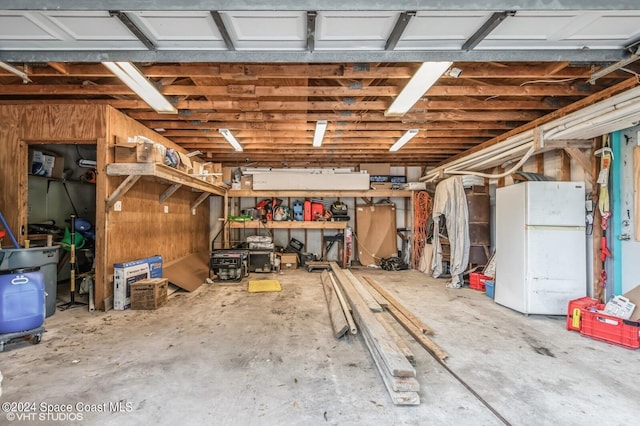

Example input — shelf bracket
[160,183,182,204]
[190,192,210,211]
[106,175,141,210]
[564,147,593,181]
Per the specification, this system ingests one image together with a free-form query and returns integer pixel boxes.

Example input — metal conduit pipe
[546,99,640,140]
[446,146,537,179]
[422,85,640,182]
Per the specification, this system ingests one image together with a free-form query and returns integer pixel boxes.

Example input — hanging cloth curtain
[431,176,470,288]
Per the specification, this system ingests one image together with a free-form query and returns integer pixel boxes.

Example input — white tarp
[431,176,470,288]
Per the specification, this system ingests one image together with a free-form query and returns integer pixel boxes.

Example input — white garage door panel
[45,11,135,41]
[0,13,58,39]
[130,12,221,41]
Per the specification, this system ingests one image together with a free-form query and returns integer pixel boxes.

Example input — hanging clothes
[431,176,470,288]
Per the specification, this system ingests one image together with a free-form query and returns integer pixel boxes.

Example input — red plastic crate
[469,272,491,291]
[566,296,599,331]
[579,304,640,349]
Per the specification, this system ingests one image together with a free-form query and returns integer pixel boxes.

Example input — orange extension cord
[412,191,430,269]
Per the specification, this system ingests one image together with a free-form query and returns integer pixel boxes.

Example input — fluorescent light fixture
[313,120,328,147]
[218,128,243,152]
[0,61,31,83]
[389,129,419,152]
[385,62,452,117]
[102,61,177,114]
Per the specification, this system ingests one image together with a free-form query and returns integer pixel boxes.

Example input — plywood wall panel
[98,107,210,309]
[0,106,27,245]
[21,105,106,141]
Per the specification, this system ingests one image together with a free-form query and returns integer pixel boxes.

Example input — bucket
[0,246,60,317]
[0,268,45,334]
[485,280,495,299]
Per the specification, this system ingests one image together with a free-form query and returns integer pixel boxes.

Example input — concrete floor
[1,268,639,425]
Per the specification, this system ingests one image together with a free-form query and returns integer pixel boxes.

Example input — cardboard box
[177,152,192,173]
[241,175,253,189]
[202,162,223,183]
[130,278,168,310]
[114,142,165,164]
[222,167,234,184]
[278,253,298,269]
[371,182,393,189]
[137,140,166,163]
[113,255,163,310]
[360,163,391,176]
[29,149,64,179]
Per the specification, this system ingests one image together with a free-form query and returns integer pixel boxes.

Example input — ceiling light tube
[218,128,243,152]
[102,61,177,114]
[389,129,419,152]
[385,62,452,117]
[313,120,327,147]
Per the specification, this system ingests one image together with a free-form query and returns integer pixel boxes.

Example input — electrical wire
[411,191,430,269]
[519,77,577,85]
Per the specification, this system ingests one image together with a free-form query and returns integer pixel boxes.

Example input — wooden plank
[106,174,141,209]
[190,192,210,211]
[343,270,383,313]
[330,262,416,378]
[636,147,640,241]
[377,312,416,366]
[564,147,593,181]
[386,304,449,363]
[228,220,348,229]
[360,324,421,402]
[160,183,182,203]
[106,163,227,196]
[559,149,571,181]
[361,276,435,336]
[320,271,349,339]
[228,189,414,198]
[328,273,358,335]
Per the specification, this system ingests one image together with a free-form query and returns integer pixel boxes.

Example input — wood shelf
[106,162,228,210]
[228,220,347,229]
[228,189,414,198]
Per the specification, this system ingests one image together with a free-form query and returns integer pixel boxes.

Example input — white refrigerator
[495,182,586,315]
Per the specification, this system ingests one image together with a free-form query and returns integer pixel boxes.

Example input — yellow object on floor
[248,280,282,293]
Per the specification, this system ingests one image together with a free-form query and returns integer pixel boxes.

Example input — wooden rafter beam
[131,110,542,122]
[11,63,601,79]
[136,120,516,131]
[0,84,593,97]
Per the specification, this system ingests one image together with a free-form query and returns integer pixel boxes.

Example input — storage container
[0,246,59,317]
[566,296,599,331]
[485,280,495,299]
[469,272,492,291]
[130,278,168,310]
[579,304,640,349]
[0,268,45,334]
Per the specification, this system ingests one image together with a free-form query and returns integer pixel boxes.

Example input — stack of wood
[319,262,448,406]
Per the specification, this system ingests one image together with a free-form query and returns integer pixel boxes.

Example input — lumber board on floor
[343,269,384,312]
[361,325,420,404]
[328,272,358,335]
[378,312,416,366]
[330,262,416,378]
[321,271,349,338]
[387,304,449,362]
[362,275,434,335]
